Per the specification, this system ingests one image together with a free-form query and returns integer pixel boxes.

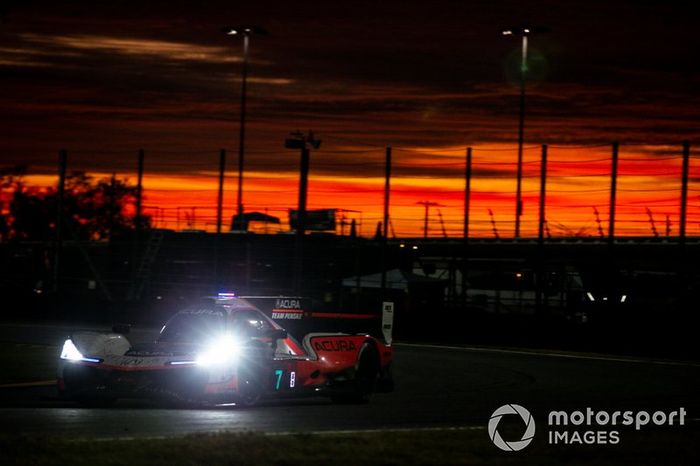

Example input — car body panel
[57,296,393,404]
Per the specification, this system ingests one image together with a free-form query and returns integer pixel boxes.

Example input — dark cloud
[1,0,699,180]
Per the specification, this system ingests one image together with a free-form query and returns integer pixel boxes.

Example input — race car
[57,294,393,406]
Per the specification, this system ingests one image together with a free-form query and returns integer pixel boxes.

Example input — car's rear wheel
[331,343,379,404]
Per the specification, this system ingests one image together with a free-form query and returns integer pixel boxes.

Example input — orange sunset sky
[2,1,699,238]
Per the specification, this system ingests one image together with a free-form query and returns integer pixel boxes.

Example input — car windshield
[229,309,275,337]
[158,310,225,343]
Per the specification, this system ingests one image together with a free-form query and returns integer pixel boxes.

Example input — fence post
[380,146,392,298]
[53,149,68,295]
[462,147,472,309]
[679,141,690,245]
[536,145,548,314]
[608,142,619,245]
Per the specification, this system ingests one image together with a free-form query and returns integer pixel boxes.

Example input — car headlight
[60,339,102,363]
[196,335,241,366]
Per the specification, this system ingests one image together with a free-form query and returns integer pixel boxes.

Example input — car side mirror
[112,323,131,335]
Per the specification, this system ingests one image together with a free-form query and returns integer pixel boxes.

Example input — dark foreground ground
[2,427,699,466]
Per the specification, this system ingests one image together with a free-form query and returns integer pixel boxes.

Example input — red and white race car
[57,295,393,406]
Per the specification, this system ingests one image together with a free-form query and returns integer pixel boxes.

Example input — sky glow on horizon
[1,1,698,237]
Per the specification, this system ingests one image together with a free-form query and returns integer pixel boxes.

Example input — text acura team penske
[57,295,394,406]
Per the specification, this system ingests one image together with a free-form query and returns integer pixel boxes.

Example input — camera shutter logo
[488,404,536,451]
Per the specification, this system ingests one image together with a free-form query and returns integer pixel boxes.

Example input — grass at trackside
[0,342,57,384]
[1,428,698,466]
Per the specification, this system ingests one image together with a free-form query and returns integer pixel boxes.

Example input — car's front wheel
[236,368,264,407]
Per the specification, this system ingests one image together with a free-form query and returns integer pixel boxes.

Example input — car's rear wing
[241,296,393,344]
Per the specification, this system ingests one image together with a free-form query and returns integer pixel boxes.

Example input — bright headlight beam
[60,339,102,363]
[195,335,241,366]
[60,338,82,361]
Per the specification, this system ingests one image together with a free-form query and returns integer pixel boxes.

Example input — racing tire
[331,343,379,405]
[62,367,116,407]
[236,371,263,407]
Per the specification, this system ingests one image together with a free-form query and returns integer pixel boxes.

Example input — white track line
[265,426,486,436]
[0,380,55,388]
[81,425,486,442]
[396,343,700,367]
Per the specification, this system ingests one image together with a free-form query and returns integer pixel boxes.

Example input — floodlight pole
[285,131,321,294]
[503,27,539,238]
[236,33,249,229]
[225,26,266,230]
[297,146,310,239]
[295,141,311,295]
[516,34,526,238]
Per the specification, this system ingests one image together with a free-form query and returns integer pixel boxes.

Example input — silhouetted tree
[10,187,56,241]
[3,170,147,241]
[89,174,140,239]
[0,165,27,241]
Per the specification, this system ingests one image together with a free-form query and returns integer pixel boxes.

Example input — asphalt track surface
[0,323,699,440]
